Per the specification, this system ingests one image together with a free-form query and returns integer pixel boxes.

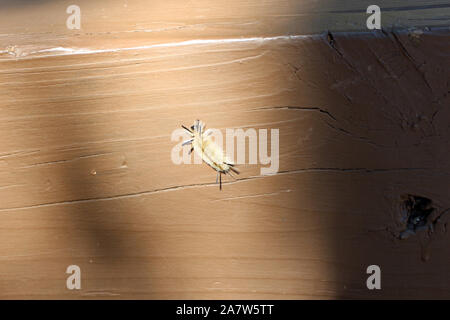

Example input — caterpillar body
[182,120,239,190]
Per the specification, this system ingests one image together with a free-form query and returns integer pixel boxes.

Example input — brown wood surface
[0,1,449,299]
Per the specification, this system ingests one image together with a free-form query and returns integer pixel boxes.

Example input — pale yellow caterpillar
[182,120,239,190]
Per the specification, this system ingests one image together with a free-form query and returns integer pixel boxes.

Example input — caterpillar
[181,120,239,190]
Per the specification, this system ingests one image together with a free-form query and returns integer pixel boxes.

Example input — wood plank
[0,1,449,299]
[1,0,449,58]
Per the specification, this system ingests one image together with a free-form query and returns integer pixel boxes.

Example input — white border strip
[31,35,314,57]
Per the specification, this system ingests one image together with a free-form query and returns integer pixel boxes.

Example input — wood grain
[0,1,449,299]
[1,0,449,58]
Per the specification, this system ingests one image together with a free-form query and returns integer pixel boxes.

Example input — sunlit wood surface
[0,0,449,299]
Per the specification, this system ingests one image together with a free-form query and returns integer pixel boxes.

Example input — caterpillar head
[182,119,205,136]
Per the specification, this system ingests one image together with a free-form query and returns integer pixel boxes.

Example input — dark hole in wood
[403,195,434,231]
[327,31,335,47]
